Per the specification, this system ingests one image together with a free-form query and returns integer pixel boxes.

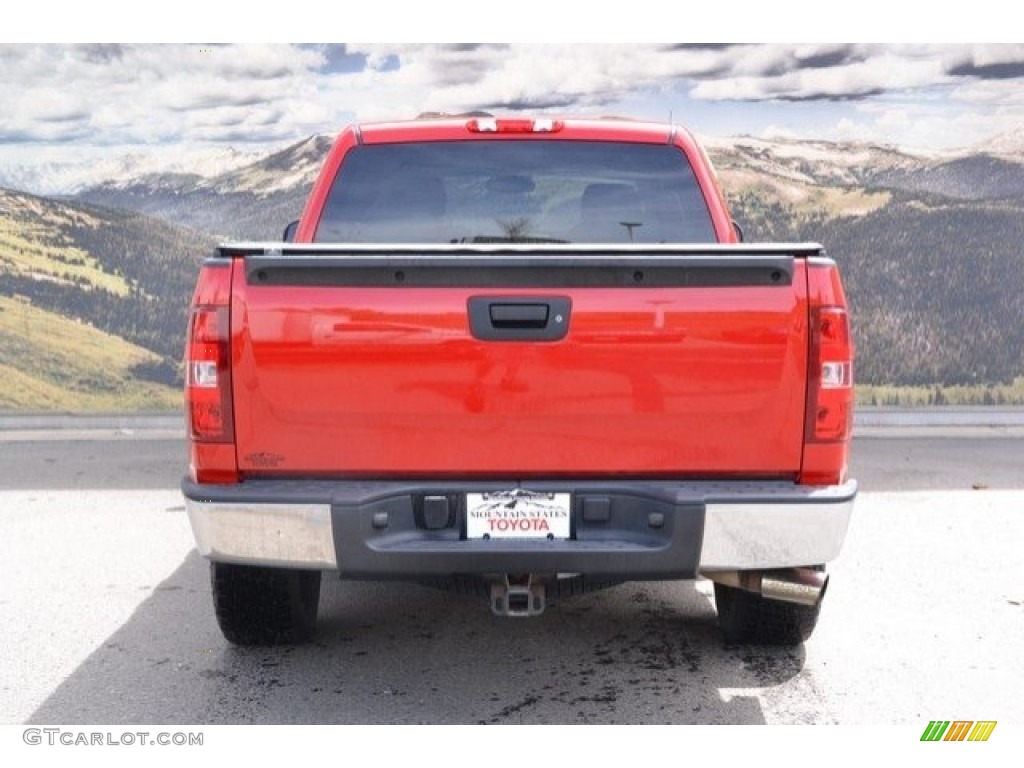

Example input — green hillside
[0,295,180,410]
[725,180,1024,399]
[811,197,1024,388]
[0,188,213,410]
[0,200,133,296]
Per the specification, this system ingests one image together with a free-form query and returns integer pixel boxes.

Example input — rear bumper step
[183,478,856,577]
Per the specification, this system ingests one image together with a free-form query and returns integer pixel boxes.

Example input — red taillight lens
[186,305,234,443]
[806,306,853,443]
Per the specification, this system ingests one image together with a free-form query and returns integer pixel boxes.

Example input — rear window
[314,140,716,244]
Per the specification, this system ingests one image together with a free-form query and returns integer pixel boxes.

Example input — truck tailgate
[228,246,812,478]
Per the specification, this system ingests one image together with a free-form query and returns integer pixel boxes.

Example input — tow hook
[491,574,546,617]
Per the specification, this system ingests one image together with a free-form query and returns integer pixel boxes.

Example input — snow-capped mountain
[2,129,1020,240]
[0,145,267,197]
[702,133,1024,203]
[73,135,334,240]
[974,130,1024,160]
[203,134,333,196]
[3,129,1024,398]
[4,128,1021,201]
[699,134,929,188]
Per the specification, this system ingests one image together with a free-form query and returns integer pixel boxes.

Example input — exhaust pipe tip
[761,568,828,607]
[703,567,828,607]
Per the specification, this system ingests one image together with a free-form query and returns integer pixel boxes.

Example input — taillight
[466,118,564,134]
[186,262,234,446]
[187,306,233,442]
[806,305,853,443]
[800,260,854,486]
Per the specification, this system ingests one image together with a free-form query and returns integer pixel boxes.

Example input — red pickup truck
[183,116,856,647]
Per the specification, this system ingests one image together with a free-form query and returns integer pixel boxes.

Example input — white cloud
[0,43,1022,162]
[691,50,951,101]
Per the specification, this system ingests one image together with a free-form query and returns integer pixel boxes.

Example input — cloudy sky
[2,43,1023,169]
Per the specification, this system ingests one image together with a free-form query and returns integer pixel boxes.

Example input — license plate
[466,490,571,540]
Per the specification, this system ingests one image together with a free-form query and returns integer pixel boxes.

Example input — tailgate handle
[489,303,549,329]
[468,296,571,341]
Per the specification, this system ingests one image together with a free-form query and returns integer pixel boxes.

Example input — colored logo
[921,721,997,742]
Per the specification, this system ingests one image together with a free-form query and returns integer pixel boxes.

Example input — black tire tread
[714,582,821,646]
[211,563,321,646]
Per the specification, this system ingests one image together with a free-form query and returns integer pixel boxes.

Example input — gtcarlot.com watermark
[23,728,203,747]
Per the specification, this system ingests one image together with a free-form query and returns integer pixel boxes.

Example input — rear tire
[211,563,321,646]
[713,582,822,646]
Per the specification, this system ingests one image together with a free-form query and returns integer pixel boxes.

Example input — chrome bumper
[184,478,856,573]
[698,480,856,570]
[186,500,337,569]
